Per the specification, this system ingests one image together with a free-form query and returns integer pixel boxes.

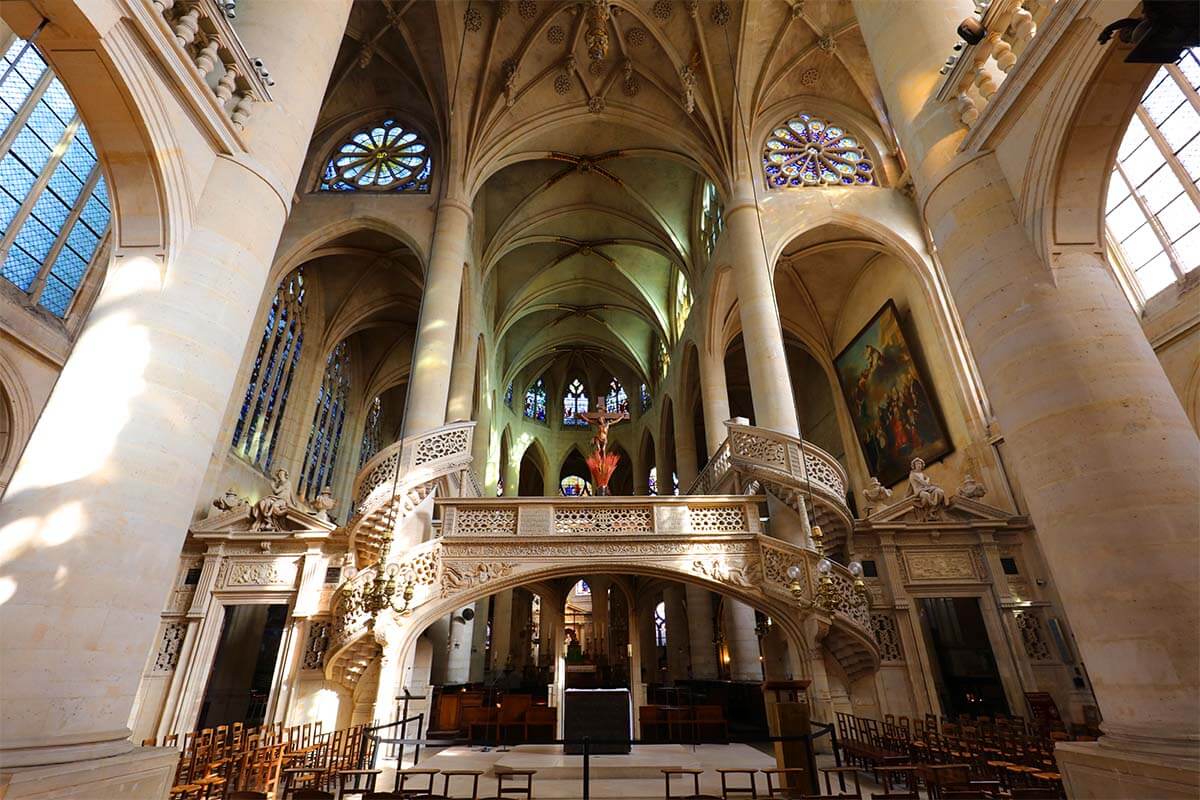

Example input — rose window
[320,119,431,192]
[764,114,874,187]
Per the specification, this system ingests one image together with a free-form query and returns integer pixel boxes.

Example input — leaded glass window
[358,395,383,468]
[1106,48,1200,302]
[563,378,589,426]
[320,118,431,192]
[605,377,628,414]
[232,270,306,470]
[0,37,111,318]
[299,340,351,500]
[505,381,514,408]
[654,601,667,647]
[640,383,652,412]
[648,466,658,495]
[699,180,724,258]
[674,271,692,339]
[524,378,547,422]
[764,113,875,187]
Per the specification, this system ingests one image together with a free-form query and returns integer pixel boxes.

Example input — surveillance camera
[957,18,987,45]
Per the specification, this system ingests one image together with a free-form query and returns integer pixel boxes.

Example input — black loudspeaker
[460,607,476,622]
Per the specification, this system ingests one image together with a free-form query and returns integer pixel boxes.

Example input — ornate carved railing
[690,439,732,495]
[130,0,272,147]
[690,423,849,506]
[935,0,1065,134]
[352,421,475,514]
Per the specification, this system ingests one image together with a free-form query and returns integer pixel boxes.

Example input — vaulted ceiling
[313,0,892,399]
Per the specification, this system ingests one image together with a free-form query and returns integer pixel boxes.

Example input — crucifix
[576,397,628,459]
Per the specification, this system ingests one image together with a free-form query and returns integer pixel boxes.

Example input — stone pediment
[860,495,1024,528]
[191,502,336,539]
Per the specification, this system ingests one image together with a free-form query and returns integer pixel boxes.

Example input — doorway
[197,603,289,729]
[917,597,1010,718]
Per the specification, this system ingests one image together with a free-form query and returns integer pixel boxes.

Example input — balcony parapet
[132,0,273,151]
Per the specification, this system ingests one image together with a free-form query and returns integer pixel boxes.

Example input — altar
[562,688,631,754]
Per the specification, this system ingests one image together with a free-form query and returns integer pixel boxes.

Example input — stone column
[724,184,799,436]
[641,599,662,685]
[502,450,520,497]
[510,590,531,670]
[469,599,489,683]
[489,590,514,676]
[403,197,472,436]
[699,347,732,455]
[724,600,762,683]
[426,616,451,687]
[0,0,351,778]
[672,402,700,489]
[664,585,691,682]
[445,325,478,423]
[445,611,474,685]
[855,0,1200,787]
[685,585,718,680]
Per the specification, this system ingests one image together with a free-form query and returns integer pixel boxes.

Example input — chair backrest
[499,694,532,722]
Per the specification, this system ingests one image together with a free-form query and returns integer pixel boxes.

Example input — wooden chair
[716,768,758,798]
[290,791,334,800]
[694,705,729,743]
[491,768,536,799]
[871,766,919,800]
[662,767,720,799]
[396,767,439,797]
[806,766,862,799]
[440,768,485,799]
[761,767,809,799]
[227,793,267,800]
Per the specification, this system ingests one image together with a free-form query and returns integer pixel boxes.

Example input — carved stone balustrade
[688,421,854,558]
[131,0,272,147]
[936,0,1067,142]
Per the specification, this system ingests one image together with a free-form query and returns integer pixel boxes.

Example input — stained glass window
[524,378,547,422]
[504,381,514,408]
[563,378,589,426]
[605,378,628,414]
[640,383,652,412]
[764,113,874,187]
[674,272,692,339]
[648,466,658,495]
[232,269,305,470]
[1106,48,1200,302]
[358,395,383,468]
[699,180,724,258]
[0,37,111,318]
[320,118,431,192]
[654,601,667,647]
[299,340,351,500]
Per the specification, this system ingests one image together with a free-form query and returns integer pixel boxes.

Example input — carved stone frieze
[900,549,984,583]
[442,563,515,596]
[692,557,759,588]
[223,560,297,587]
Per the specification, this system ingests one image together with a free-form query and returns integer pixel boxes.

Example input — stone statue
[250,468,295,531]
[908,457,950,520]
[862,477,893,506]
[957,473,987,500]
[208,487,246,518]
[311,486,336,522]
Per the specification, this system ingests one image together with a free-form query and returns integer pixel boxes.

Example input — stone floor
[370,745,900,799]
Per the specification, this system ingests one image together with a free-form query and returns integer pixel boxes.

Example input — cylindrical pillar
[489,590,514,676]
[685,585,718,680]
[446,326,478,423]
[502,448,520,497]
[589,577,610,662]
[724,188,799,436]
[403,199,472,436]
[0,0,352,771]
[446,611,474,685]
[673,402,700,489]
[469,599,489,683]
[664,585,690,683]
[699,347,732,455]
[724,600,762,683]
[853,0,1200,764]
[426,616,451,687]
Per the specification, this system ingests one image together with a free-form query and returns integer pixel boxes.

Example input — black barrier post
[582,737,590,800]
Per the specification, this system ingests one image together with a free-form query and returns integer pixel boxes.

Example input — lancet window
[504,381,514,408]
[0,37,111,318]
[319,118,431,192]
[605,378,628,414]
[674,271,692,339]
[232,270,306,470]
[654,601,667,647]
[563,378,589,426]
[699,180,724,258]
[524,378,547,422]
[299,341,351,500]
[764,113,875,187]
[358,395,383,468]
[640,383,652,412]
[1106,48,1200,301]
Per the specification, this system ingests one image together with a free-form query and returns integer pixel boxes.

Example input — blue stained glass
[1,247,39,290]
[66,216,100,258]
[13,46,46,86]
[59,137,95,183]
[1,73,33,119]
[0,155,37,198]
[29,188,70,233]
[50,245,87,288]
[80,194,109,232]
[0,189,20,231]
[3,39,26,63]
[40,80,76,123]
[26,102,66,147]
[73,123,96,157]
[9,128,51,173]
[46,161,84,206]
[92,175,109,208]
[37,275,71,317]
[13,216,57,261]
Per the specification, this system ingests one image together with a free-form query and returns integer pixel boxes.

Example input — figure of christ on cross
[576,397,628,459]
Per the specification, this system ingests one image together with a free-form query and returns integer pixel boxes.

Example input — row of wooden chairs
[640,704,730,744]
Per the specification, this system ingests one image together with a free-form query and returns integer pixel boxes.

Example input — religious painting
[835,301,952,487]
